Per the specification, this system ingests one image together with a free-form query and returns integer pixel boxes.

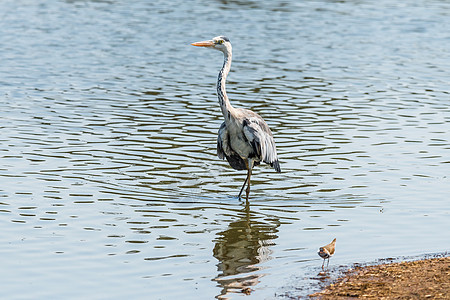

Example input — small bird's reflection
[212,203,279,299]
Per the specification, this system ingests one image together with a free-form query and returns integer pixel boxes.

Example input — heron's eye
[217,40,224,44]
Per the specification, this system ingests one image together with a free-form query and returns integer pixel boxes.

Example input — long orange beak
[191,40,214,47]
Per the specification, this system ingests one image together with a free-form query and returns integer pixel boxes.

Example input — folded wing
[243,117,281,172]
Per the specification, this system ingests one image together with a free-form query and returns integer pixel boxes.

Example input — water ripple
[1,0,450,299]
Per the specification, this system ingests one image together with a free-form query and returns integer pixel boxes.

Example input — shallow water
[1,0,449,299]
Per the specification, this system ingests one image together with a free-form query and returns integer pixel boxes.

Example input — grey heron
[191,36,281,200]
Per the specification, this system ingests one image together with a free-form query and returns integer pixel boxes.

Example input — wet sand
[310,256,449,299]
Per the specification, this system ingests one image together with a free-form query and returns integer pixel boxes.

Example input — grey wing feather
[243,117,281,172]
[217,122,247,170]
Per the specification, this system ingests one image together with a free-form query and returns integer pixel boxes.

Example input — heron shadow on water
[191,36,281,202]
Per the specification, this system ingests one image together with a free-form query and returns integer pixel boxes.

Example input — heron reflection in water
[192,36,281,200]
[212,202,279,298]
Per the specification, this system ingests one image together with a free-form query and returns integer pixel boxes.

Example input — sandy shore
[310,256,450,299]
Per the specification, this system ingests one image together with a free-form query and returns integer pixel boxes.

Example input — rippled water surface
[1,0,449,299]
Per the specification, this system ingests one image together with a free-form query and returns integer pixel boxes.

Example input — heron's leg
[245,159,253,201]
[326,258,330,269]
[321,259,325,270]
[245,168,252,201]
[238,160,250,199]
[237,175,249,199]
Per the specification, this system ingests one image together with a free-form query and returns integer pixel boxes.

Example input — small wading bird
[191,36,281,200]
[318,238,336,270]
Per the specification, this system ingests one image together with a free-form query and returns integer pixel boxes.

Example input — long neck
[217,47,235,119]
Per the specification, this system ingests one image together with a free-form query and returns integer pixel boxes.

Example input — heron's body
[192,36,280,200]
[218,109,279,170]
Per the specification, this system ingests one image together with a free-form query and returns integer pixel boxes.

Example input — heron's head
[191,36,231,53]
